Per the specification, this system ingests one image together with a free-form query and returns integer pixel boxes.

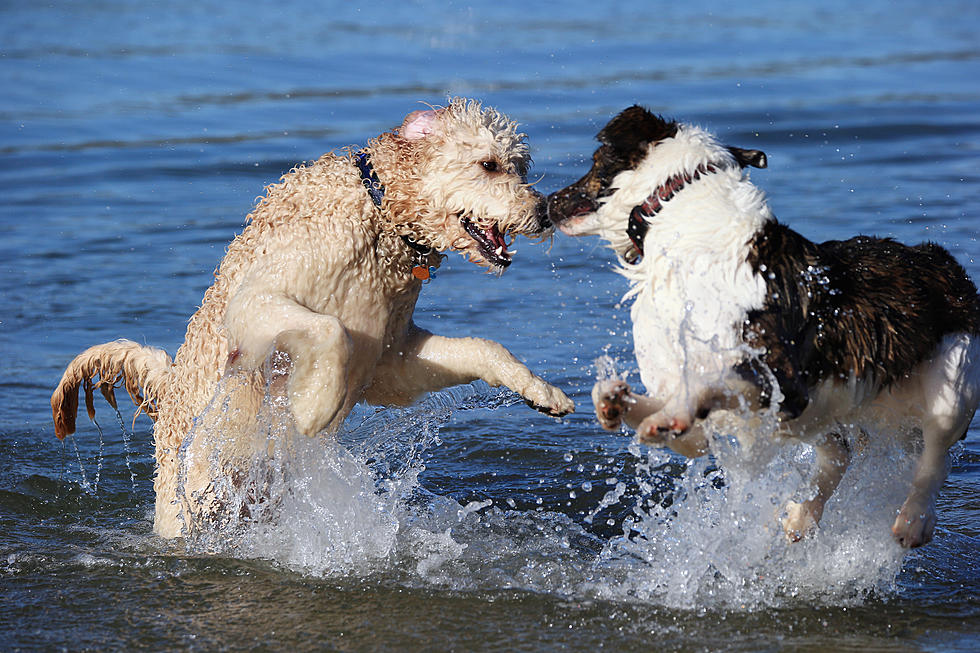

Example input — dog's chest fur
[611,136,771,396]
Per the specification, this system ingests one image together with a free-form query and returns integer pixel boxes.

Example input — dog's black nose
[537,196,553,232]
[545,191,564,227]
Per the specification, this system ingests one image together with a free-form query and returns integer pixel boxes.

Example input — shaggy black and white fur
[548,105,980,548]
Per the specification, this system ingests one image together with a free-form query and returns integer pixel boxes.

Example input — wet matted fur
[548,105,979,548]
[51,98,574,538]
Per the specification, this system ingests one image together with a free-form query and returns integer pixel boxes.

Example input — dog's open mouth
[546,192,599,236]
[461,216,513,268]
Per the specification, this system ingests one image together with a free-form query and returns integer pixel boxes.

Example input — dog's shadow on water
[150,371,922,610]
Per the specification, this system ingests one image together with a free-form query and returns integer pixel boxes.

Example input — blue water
[2,1,979,650]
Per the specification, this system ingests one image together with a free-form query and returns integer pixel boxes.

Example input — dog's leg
[893,335,979,548]
[635,405,709,458]
[591,379,664,430]
[893,429,952,548]
[592,380,708,455]
[365,324,573,416]
[628,385,766,458]
[782,431,850,542]
[225,291,352,437]
[270,323,352,437]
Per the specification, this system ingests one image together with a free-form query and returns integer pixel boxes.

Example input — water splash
[171,369,917,609]
[385,414,914,609]
[111,409,140,492]
[176,377,528,577]
[61,404,139,494]
[591,421,913,610]
[68,432,94,492]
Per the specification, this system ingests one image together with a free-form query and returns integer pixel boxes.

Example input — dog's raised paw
[637,413,689,441]
[591,379,631,430]
[523,381,574,417]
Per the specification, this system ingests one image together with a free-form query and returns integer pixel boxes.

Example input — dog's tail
[51,339,173,440]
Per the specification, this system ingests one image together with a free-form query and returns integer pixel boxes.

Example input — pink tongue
[485,224,505,249]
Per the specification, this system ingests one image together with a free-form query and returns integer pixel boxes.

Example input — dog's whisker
[526,173,546,188]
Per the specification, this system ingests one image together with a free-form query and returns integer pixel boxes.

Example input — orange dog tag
[412,266,430,281]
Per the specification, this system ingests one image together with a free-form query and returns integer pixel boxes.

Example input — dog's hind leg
[893,333,979,547]
[225,291,352,437]
[893,429,950,548]
[365,323,573,416]
[782,430,850,542]
[269,322,352,437]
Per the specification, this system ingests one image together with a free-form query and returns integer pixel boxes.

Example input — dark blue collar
[355,150,435,279]
[355,150,386,207]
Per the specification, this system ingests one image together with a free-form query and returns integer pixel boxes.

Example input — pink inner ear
[400,109,440,140]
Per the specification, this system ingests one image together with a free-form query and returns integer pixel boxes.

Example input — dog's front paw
[523,379,574,417]
[635,411,708,457]
[591,379,632,430]
[636,412,690,443]
[891,500,936,548]
[782,500,819,543]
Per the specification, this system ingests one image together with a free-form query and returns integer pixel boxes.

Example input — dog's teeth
[495,246,504,257]
[506,248,516,256]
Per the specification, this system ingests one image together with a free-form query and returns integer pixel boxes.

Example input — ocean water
[2,1,979,650]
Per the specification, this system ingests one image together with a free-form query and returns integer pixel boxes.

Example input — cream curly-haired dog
[51,98,574,538]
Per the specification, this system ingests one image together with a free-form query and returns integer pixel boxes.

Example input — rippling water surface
[2,1,979,650]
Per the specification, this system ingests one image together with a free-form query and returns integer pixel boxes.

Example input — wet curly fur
[51,98,573,538]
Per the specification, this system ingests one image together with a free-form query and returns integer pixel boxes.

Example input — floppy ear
[728,146,767,169]
[400,109,441,140]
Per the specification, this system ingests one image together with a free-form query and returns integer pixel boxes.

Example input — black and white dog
[548,106,979,548]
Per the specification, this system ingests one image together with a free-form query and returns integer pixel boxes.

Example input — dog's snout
[547,187,596,227]
[546,190,565,226]
[535,194,553,233]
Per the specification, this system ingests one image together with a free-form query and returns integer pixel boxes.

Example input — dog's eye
[480,160,499,173]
